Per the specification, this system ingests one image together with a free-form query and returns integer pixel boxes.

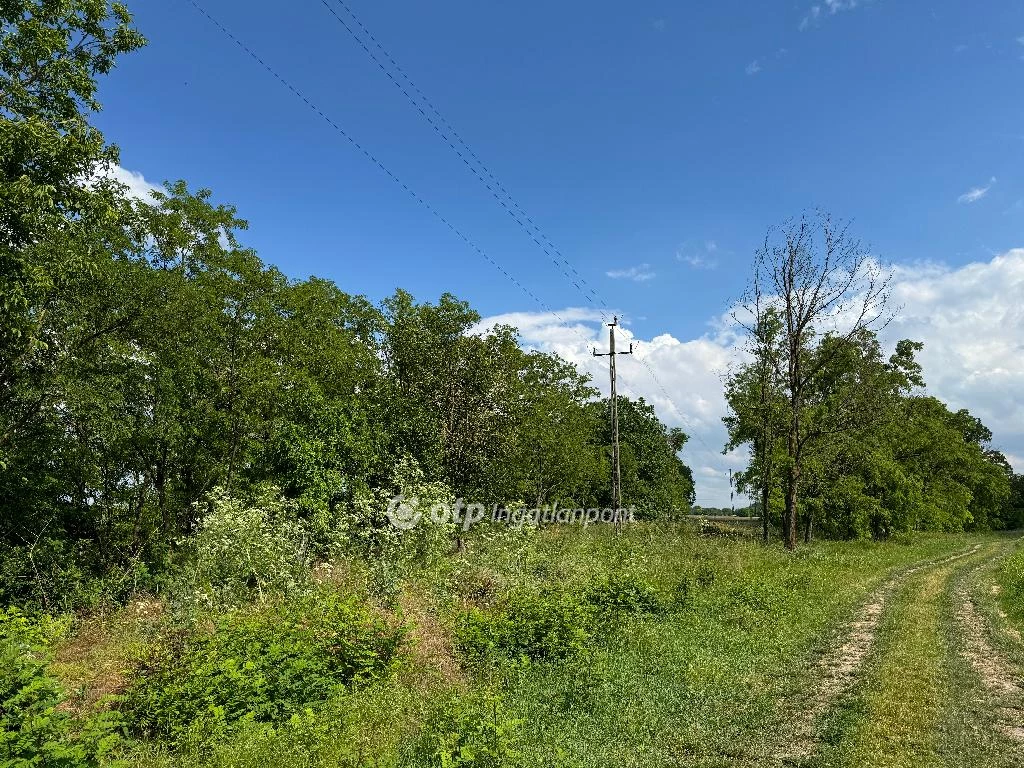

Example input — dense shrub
[411,693,522,767]
[455,573,684,664]
[0,609,122,766]
[0,539,156,612]
[455,590,594,663]
[583,573,666,615]
[122,588,405,744]
[170,488,312,611]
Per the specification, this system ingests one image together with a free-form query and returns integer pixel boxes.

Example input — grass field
[45,525,1024,767]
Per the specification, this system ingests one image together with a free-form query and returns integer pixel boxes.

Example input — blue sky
[98,0,1024,504]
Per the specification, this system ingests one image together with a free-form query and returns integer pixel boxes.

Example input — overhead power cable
[184,0,687,439]
[314,0,709,450]
[182,0,640,399]
[316,0,610,319]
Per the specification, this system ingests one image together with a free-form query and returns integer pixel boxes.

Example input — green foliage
[1,0,143,474]
[998,546,1024,624]
[0,608,122,766]
[0,160,695,610]
[411,694,522,768]
[590,397,695,516]
[455,571,676,665]
[0,0,697,609]
[455,589,595,664]
[1006,474,1024,530]
[583,572,666,615]
[725,327,1017,541]
[121,588,405,746]
[169,488,311,611]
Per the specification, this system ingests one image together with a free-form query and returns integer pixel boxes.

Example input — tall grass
[58,524,981,767]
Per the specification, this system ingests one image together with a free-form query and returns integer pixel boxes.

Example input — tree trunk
[760,481,770,543]
[784,466,799,549]
[784,387,801,550]
[803,507,813,544]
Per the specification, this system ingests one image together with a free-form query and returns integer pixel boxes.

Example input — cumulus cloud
[101,164,162,201]
[885,251,1024,449]
[958,177,996,204]
[745,60,762,75]
[478,249,1024,506]
[606,264,655,282]
[474,306,746,507]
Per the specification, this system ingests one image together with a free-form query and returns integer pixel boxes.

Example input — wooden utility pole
[729,468,734,514]
[593,316,632,528]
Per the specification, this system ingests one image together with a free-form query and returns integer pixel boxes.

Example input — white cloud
[606,264,655,282]
[958,176,996,204]
[800,0,869,30]
[101,164,162,201]
[678,240,721,270]
[478,248,1024,506]
[800,6,821,30]
[885,251,1024,455]
[745,59,762,75]
[682,254,717,270]
[476,306,742,506]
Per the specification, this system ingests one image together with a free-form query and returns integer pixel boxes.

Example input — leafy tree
[724,305,787,541]
[491,350,602,508]
[592,396,694,517]
[0,2,699,608]
[1005,473,1024,530]
[1,0,144,470]
[737,212,891,548]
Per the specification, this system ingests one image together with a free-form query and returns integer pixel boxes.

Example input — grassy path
[799,540,1024,768]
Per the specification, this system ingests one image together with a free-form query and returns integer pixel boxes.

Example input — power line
[314,0,712,455]
[316,0,609,318]
[184,0,702,459]
[182,0,631,397]
[185,2,551,304]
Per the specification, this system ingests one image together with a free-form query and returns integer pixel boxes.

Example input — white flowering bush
[322,457,455,560]
[171,487,311,610]
[319,458,455,600]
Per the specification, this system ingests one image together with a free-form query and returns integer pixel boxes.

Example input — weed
[122,586,404,745]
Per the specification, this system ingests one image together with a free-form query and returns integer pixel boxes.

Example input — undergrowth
[17,524,992,767]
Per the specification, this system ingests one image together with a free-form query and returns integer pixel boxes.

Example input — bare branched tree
[741,211,891,549]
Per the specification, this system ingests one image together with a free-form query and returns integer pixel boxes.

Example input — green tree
[725,306,787,541]
[592,396,694,517]
[737,213,891,547]
[1,0,144,468]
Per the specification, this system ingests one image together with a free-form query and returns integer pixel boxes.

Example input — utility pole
[729,468,735,515]
[593,316,632,529]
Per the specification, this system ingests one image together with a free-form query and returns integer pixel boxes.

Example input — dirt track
[778,542,1023,767]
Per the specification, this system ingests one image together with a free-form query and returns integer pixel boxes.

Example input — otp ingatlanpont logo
[385,494,421,530]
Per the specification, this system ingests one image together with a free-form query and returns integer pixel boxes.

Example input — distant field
[43,525,1024,767]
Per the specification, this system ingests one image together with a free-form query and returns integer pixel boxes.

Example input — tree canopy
[0,1,696,608]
